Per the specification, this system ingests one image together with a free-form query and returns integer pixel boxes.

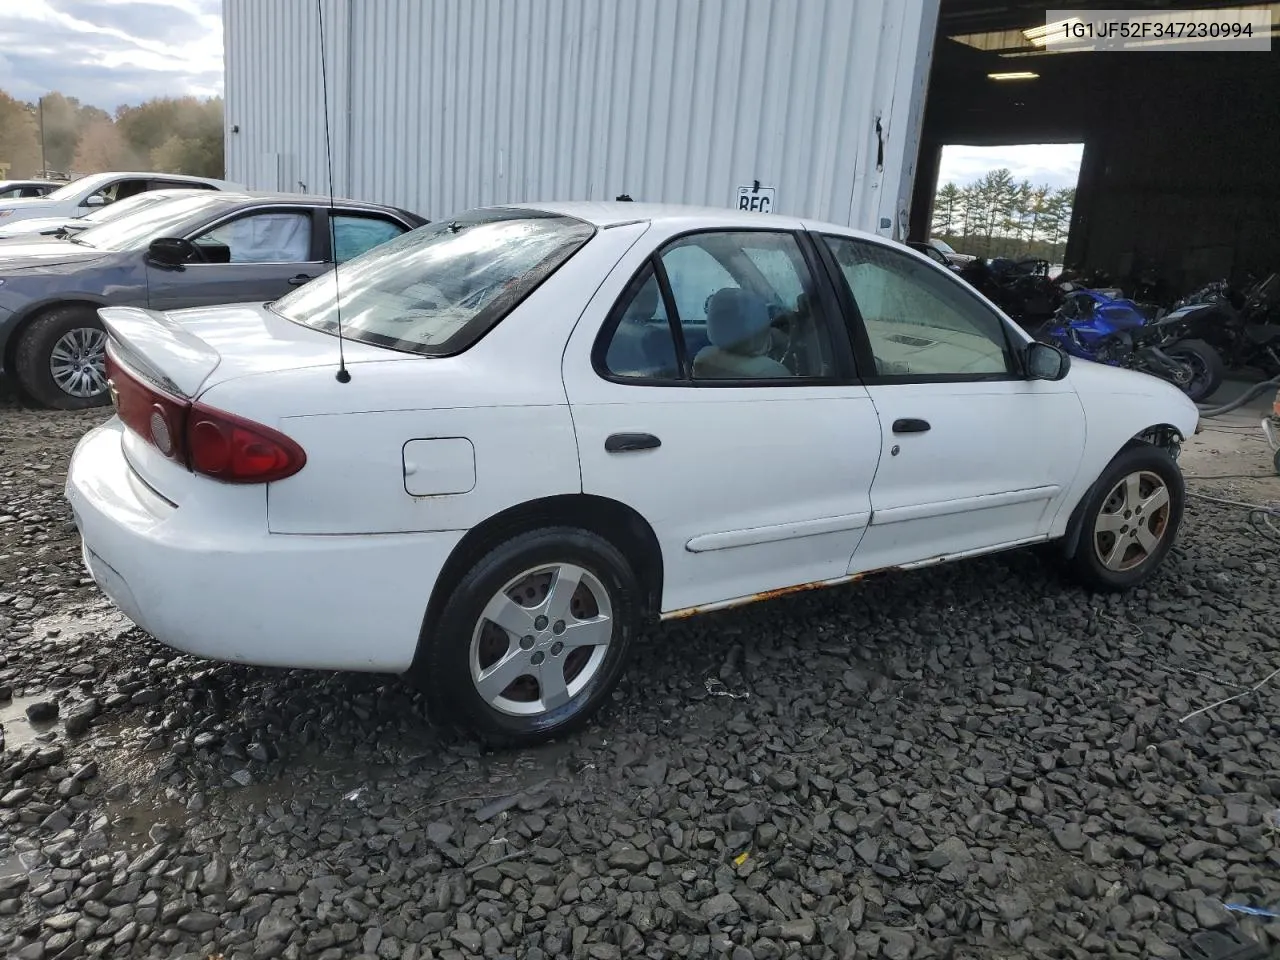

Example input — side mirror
[1026,341,1070,381]
[82,194,107,208]
[147,236,198,267]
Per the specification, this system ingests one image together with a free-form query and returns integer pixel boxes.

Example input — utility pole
[24,96,48,177]
[37,96,47,177]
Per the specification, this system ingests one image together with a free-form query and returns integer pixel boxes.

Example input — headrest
[625,278,660,321]
[706,287,771,355]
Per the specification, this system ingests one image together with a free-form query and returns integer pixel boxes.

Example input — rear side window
[273,208,595,356]
[330,213,407,263]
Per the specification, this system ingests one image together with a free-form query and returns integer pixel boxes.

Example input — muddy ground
[1,384,1278,960]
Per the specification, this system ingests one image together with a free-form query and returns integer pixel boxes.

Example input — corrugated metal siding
[225,0,938,234]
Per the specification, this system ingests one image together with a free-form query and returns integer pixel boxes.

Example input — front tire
[1067,444,1185,591]
[14,306,111,410]
[1164,338,1224,403]
[413,528,640,745]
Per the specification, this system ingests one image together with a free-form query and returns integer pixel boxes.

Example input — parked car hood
[0,216,78,238]
[0,196,59,214]
[0,238,111,270]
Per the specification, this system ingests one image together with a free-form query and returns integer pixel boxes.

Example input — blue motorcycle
[1035,288,1224,402]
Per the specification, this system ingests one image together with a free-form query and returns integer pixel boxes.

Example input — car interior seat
[692,287,791,379]
[605,280,679,377]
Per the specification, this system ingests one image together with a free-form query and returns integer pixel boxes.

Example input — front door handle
[605,432,661,453]
[892,418,931,434]
[287,274,313,286]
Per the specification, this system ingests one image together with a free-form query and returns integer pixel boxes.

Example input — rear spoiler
[98,305,221,399]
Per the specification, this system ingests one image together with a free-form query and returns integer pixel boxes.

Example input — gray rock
[426,822,454,847]
[450,928,482,952]
[1193,898,1231,929]
[778,918,816,944]
[25,700,58,722]
[701,893,739,919]
[607,847,650,872]
[176,911,220,933]
[881,930,914,960]
[996,891,1031,921]
[62,699,99,736]
[1054,823,1086,851]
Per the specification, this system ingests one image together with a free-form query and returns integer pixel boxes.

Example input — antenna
[316,0,350,383]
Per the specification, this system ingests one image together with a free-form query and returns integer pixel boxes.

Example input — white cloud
[938,143,1084,192]
[0,0,223,108]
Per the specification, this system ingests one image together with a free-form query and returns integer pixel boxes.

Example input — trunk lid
[99,301,411,399]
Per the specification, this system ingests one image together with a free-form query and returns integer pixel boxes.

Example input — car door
[146,206,324,309]
[814,231,1087,573]
[562,224,883,615]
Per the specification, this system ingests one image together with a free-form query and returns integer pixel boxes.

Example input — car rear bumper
[65,419,464,672]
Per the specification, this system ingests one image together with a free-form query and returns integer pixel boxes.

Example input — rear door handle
[605,432,661,453]
[287,274,313,286]
[892,418,931,434]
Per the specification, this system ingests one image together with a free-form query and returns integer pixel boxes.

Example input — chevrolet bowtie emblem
[107,379,119,409]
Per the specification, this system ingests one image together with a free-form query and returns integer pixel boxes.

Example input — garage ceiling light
[988,71,1040,80]
[1024,18,1083,47]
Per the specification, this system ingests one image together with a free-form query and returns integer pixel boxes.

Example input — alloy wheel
[48,327,107,399]
[1093,470,1172,571]
[469,563,613,717]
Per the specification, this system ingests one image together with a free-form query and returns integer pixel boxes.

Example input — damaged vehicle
[66,203,1200,744]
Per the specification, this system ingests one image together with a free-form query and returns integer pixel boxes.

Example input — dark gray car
[0,191,427,409]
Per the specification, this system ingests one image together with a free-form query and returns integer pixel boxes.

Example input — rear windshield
[271,207,595,356]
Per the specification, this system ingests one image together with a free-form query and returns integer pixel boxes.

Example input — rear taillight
[106,349,188,466]
[186,405,306,484]
[106,347,305,484]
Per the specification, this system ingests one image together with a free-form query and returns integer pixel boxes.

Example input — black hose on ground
[1194,372,1280,418]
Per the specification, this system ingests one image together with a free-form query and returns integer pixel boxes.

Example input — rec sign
[735,185,776,213]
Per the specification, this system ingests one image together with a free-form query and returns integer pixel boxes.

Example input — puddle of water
[101,796,190,848]
[30,605,132,644]
[0,844,47,881]
[0,694,60,751]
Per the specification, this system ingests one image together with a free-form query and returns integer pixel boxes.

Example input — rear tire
[1164,338,1224,403]
[14,306,111,410]
[1066,444,1185,591]
[411,527,640,746]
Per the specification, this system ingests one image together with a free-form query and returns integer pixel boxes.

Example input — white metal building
[223,0,940,237]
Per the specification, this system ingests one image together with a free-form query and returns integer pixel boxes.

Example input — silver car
[0,191,427,409]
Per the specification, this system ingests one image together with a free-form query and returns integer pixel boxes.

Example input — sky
[937,143,1085,192]
[0,0,223,110]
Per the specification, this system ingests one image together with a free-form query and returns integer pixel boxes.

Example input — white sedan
[66,203,1199,744]
[0,171,237,226]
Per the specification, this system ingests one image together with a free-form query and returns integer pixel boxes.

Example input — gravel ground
[2,392,1280,960]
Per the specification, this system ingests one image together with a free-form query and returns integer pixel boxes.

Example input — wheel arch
[412,494,664,668]
[1059,424,1185,557]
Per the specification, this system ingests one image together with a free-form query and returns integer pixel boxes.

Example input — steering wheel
[765,304,804,372]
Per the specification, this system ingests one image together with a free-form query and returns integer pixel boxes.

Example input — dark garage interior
[911,0,1280,297]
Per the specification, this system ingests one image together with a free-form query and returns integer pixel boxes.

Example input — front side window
[598,231,840,383]
[273,207,595,356]
[330,213,408,263]
[191,211,313,263]
[84,178,148,206]
[823,236,1014,378]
